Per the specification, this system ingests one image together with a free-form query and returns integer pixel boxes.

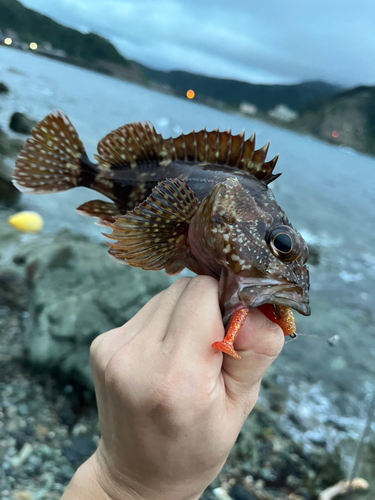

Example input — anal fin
[103,178,198,271]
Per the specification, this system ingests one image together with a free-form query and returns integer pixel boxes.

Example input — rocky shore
[0,214,373,500]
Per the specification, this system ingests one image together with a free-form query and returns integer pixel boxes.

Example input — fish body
[13,111,310,350]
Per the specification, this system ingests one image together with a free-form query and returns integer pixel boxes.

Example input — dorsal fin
[97,122,164,169]
[96,121,280,183]
[163,128,280,183]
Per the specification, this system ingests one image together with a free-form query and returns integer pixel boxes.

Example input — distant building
[239,102,258,115]
[268,104,298,122]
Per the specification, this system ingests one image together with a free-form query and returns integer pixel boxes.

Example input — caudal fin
[13,111,87,194]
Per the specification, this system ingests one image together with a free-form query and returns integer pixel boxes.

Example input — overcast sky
[21,0,375,87]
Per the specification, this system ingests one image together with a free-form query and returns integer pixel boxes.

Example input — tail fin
[13,111,87,194]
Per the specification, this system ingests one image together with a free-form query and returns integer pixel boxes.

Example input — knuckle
[255,325,285,359]
[89,332,106,361]
[103,350,124,390]
[190,274,218,291]
[174,276,192,286]
[161,277,190,303]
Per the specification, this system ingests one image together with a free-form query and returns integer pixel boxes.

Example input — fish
[13,110,310,358]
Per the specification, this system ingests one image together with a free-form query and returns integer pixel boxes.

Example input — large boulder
[9,112,37,134]
[12,229,172,388]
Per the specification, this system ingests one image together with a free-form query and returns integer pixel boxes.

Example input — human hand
[63,276,284,500]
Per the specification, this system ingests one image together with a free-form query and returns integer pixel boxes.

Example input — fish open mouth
[239,284,311,317]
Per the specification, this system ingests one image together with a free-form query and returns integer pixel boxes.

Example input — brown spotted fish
[13,111,310,358]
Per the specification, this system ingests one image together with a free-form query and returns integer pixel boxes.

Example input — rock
[14,230,171,389]
[212,488,232,500]
[0,156,21,206]
[9,112,37,134]
[13,493,33,500]
[9,442,33,467]
[318,478,369,500]
[0,126,24,157]
[228,485,256,499]
[0,82,9,93]
[62,436,97,468]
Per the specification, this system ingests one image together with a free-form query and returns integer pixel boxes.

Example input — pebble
[13,492,33,500]
[228,485,256,499]
[9,443,33,468]
[212,488,233,500]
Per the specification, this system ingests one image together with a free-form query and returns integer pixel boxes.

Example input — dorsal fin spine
[234,131,245,168]
[225,129,232,165]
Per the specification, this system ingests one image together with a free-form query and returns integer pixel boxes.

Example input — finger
[162,276,224,373]
[222,308,284,407]
[133,277,191,345]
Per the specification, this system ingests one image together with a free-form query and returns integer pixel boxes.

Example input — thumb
[222,308,284,412]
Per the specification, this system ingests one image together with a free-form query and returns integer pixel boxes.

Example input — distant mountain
[142,69,341,112]
[295,85,375,155]
[0,0,131,67]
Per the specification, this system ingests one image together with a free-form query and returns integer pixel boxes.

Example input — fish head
[189,177,310,321]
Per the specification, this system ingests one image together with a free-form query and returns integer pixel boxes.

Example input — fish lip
[271,296,311,316]
[239,285,311,316]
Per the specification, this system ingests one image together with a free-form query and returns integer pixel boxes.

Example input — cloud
[20,0,375,86]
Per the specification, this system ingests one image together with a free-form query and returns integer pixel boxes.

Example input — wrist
[61,455,135,500]
[62,452,202,500]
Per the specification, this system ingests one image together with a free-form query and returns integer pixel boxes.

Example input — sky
[21,0,375,87]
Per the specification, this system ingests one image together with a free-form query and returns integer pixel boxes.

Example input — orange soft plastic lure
[258,304,296,336]
[212,305,295,359]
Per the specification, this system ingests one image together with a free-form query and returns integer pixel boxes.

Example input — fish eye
[267,227,300,262]
[273,233,293,253]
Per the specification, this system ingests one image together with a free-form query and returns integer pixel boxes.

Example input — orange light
[332,130,339,138]
[186,89,195,99]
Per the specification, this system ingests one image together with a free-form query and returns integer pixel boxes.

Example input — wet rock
[9,112,37,135]
[14,229,171,389]
[0,82,9,93]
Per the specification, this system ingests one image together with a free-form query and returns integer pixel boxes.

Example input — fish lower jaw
[238,287,310,316]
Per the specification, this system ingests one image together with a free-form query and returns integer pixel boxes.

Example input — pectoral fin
[76,199,122,223]
[103,178,199,271]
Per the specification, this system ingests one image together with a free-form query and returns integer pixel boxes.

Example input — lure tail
[13,111,96,194]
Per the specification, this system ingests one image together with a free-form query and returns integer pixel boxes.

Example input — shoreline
[1,44,370,159]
